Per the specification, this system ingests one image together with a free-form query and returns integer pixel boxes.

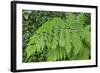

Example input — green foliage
[23,10,91,62]
[22,10,66,50]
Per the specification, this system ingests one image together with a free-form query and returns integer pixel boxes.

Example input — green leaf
[77,46,90,59]
[81,25,91,45]
[38,34,45,50]
[77,13,88,27]
[47,49,56,61]
[64,29,72,57]
[25,45,36,61]
[72,32,82,55]
[51,28,59,50]
[59,29,65,47]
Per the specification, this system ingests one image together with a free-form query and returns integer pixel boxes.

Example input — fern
[24,13,91,62]
[72,32,82,55]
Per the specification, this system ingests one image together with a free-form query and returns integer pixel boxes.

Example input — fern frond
[25,13,91,62]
